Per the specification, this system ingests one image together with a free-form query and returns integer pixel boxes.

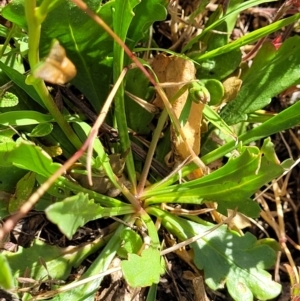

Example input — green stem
[113,60,136,193]
[25,0,40,67]
[137,109,169,195]
[34,81,82,149]
[55,176,129,207]
[113,73,137,192]
[38,0,63,18]
[146,206,187,242]
[24,0,82,150]
[0,24,16,59]
[140,208,160,247]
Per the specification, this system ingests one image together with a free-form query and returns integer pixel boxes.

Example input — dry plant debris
[152,54,204,165]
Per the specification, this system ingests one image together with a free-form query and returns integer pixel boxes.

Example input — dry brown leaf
[34,41,77,84]
[152,54,204,164]
[222,76,242,104]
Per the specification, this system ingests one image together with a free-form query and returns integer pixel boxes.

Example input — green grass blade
[183,0,278,52]
[202,99,300,164]
[190,12,300,61]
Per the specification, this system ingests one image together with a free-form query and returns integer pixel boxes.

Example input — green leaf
[179,94,193,127]
[2,238,108,284]
[200,5,224,49]
[3,0,116,112]
[113,0,140,45]
[127,0,167,49]
[203,105,236,140]
[124,68,154,135]
[0,166,27,194]
[144,144,291,217]
[256,238,281,252]
[225,0,244,34]
[72,121,123,192]
[112,0,140,188]
[0,254,14,289]
[2,0,27,28]
[201,79,224,105]
[46,192,134,239]
[122,247,164,287]
[36,175,73,200]
[0,24,9,37]
[149,208,281,301]
[0,92,18,107]
[8,171,36,213]
[261,137,280,164]
[0,61,45,108]
[3,240,78,281]
[0,110,53,126]
[0,44,25,74]
[46,193,104,239]
[191,227,281,301]
[121,212,164,288]
[196,17,242,80]
[117,228,143,258]
[28,122,53,137]
[40,1,115,111]
[242,41,277,81]
[0,140,61,177]
[202,98,300,164]
[53,224,125,301]
[146,284,158,301]
[198,51,241,81]
[221,36,300,124]
[38,173,127,208]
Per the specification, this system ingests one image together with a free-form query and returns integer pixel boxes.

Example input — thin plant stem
[86,67,141,210]
[137,109,169,196]
[113,67,137,193]
[25,0,40,66]
[0,24,16,59]
[24,0,82,150]
[29,267,122,299]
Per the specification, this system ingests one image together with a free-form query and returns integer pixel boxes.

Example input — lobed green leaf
[0,140,60,177]
[149,208,281,301]
[122,247,164,287]
[46,192,134,239]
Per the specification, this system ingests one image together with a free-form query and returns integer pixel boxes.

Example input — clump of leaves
[0,1,300,301]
